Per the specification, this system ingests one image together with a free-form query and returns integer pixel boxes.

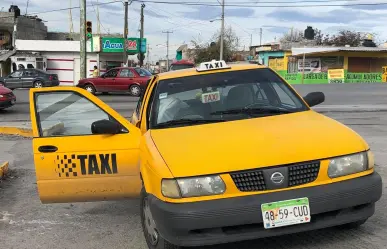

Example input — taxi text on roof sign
[197,60,231,72]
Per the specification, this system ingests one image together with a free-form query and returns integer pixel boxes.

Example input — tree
[190,26,240,63]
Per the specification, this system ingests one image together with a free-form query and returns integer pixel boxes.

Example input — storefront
[273,47,387,84]
[13,36,147,85]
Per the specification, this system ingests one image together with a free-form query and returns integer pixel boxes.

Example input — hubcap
[85,86,94,93]
[143,198,159,245]
[131,86,140,96]
[35,82,43,88]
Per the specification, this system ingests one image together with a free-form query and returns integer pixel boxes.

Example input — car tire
[102,92,109,95]
[341,219,368,229]
[129,84,141,97]
[33,81,44,88]
[84,84,96,94]
[140,188,180,249]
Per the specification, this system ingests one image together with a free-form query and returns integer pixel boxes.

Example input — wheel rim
[131,86,140,96]
[85,86,94,93]
[35,82,43,88]
[143,197,159,246]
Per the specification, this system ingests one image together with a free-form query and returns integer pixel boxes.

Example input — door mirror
[91,119,122,134]
[303,92,325,107]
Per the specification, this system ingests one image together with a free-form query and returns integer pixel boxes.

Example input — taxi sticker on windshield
[159,92,168,99]
[201,91,220,104]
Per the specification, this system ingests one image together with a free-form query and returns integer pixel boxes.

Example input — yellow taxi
[30,60,382,249]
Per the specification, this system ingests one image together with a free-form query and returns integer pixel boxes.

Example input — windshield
[149,68,308,129]
[134,68,152,76]
[169,64,194,71]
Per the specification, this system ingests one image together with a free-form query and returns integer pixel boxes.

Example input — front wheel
[84,84,96,94]
[141,188,180,249]
[129,84,141,97]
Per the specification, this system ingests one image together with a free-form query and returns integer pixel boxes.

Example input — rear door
[116,68,135,91]
[30,87,142,203]
[21,70,35,88]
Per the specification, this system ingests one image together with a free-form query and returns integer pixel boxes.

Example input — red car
[77,67,152,96]
[0,85,16,110]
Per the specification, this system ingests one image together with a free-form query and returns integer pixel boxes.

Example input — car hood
[0,85,12,94]
[150,110,368,178]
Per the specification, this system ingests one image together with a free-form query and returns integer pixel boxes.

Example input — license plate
[261,197,311,229]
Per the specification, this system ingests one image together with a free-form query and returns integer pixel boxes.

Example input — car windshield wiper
[211,107,294,116]
[155,118,226,128]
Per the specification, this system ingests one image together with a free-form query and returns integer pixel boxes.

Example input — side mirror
[303,92,325,107]
[91,119,122,134]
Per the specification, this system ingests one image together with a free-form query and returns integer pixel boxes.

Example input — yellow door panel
[29,87,142,204]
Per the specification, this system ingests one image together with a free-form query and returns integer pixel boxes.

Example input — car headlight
[328,151,371,178]
[162,176,226,198]
[0,95,3,98]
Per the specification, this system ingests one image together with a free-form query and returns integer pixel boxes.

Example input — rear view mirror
[303,92,325,107]
[91,119,122,134]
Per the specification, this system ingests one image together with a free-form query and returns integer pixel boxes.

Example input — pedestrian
[92,65,99,77]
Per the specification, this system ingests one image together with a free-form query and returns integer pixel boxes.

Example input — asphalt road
[1,84,387,249]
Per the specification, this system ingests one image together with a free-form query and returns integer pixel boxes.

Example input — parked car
[0,85,16,110]
[0,69,59,90]
[77,67,152,96]
[169,60,195,71]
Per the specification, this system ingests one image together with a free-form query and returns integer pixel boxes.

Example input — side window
[35,92,119,137]
[105,69,118,78]
[10,71,22,77]
[27,64,35,69]
[23,70,33,77]
[271,83,298,107]
[119,69,134,78]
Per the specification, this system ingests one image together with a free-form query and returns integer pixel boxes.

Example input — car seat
[226,85,255,110]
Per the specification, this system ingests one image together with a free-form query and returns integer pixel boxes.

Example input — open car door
[29,87,142,203]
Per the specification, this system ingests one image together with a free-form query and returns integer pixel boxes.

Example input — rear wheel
[102,92,109,95]
[84,84,96,94]
[33,81,43,88]
[141,188,180,249]
[129,84,141,97]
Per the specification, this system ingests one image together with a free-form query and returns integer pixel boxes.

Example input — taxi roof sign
[197,60,231,72]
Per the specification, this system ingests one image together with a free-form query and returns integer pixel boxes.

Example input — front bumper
[149,172,382,247]
[0,98,16,109]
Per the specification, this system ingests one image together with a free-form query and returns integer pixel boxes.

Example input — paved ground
[1,84,387,249]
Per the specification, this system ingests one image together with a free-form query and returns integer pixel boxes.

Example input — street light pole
[80,0,86,79]
[220,0,225,60]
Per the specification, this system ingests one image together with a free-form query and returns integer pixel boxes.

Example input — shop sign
[328,69,345,84]
[346,73,382,83]
[269,58,284,71]
[101,37,147,54]
[298,58,321,73]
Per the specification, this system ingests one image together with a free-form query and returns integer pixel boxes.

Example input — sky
[1,0,387,63]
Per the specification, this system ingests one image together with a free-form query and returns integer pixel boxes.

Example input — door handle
[38,145,58,153]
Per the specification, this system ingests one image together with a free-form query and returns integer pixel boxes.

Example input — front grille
[288,162,320,187]
[230,161,320,192]
[230,170,267,192]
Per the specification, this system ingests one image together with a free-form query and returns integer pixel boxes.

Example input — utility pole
[162,31,173,71]
[250,34,252,48]
[259,28,262,46]
[147,43,150,69]
[80,0,86,79]
[139,3,145,67]
[123,0,129,67]
[220,0,225,60]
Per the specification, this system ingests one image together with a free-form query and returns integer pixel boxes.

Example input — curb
[0,161,9,179]
[0,122,65,138]
[0,126,33,137]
